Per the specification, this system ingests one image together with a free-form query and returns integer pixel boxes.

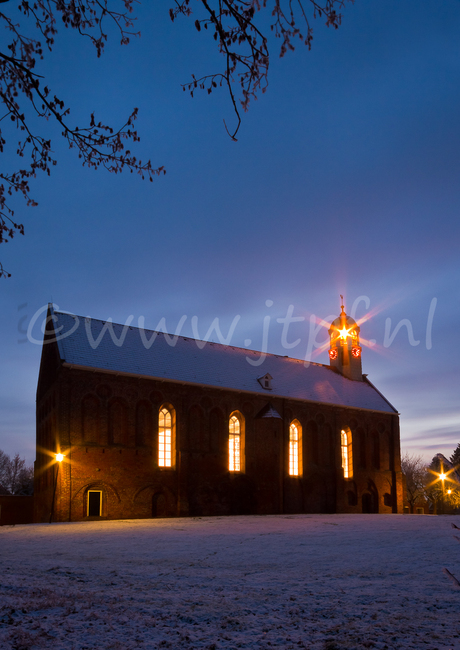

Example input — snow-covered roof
[49,309,397,414]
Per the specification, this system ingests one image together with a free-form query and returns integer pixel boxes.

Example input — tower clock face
[351,347,361,358]
[329,349,338,360]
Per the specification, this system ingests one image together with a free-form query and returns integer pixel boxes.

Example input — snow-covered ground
[1,514,459,650]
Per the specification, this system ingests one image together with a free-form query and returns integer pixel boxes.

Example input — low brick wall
[0,496,34,525]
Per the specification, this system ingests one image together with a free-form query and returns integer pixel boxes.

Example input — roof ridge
[55,311,329,368]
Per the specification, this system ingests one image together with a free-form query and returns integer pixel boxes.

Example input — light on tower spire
[328,298,363,381]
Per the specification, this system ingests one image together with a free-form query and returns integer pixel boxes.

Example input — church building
[34,303,404,522]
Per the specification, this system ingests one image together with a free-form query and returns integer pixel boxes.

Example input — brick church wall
[34,365,403,522]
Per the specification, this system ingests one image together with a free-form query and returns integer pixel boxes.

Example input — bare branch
[1,0,354,276]
[443,568,460,589]
[174,0,353,137]
[0,0,164,278]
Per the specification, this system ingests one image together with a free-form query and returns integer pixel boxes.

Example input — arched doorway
[362,491,378,513]
[152,492,167,518]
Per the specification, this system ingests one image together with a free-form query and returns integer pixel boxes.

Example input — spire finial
[340,294,345,314]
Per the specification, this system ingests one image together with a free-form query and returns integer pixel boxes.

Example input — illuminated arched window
[341,428,353,478]
[289,420,302,476]
[229,412,244,472]
[159,407,174,467]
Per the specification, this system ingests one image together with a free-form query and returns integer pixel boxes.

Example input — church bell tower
[328,297,363,381]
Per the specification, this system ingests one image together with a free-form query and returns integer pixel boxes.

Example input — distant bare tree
[401,452,427,514]
[450,443,460,470]
[0,449,11,493]
[14,463,34,496]
[0,450,33,495]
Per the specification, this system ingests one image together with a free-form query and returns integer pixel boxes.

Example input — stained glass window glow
[159,407,172,467]
[341,429,353,478]
[289,422,300,476]
[229,415,241,472]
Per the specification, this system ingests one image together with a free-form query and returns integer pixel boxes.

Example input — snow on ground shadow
[1,514,460,650]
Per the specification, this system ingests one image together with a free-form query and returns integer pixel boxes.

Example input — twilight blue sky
[1,0,459,465]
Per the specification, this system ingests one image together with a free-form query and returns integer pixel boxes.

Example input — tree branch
[174,0,352,139]
[0,1,164,278]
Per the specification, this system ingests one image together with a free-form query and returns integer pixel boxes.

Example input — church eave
[62,362,398,416]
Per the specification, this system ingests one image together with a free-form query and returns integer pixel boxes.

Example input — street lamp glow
[55,453,64,462]
[439,473,446,481]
